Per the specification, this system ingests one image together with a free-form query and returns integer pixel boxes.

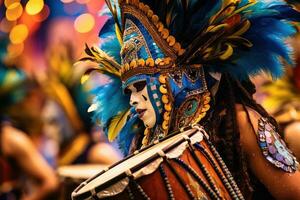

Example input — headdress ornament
[81,0,300,155]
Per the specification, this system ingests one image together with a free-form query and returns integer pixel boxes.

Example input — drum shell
[96,140,231,200]
[72,129,241,200]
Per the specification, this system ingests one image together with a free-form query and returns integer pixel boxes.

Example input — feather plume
[81,0,300,153]
[90,76,130,133]
[117,110,144,156]
[107,109,131,142]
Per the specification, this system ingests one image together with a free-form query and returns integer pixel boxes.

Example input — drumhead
[72,128,203,199]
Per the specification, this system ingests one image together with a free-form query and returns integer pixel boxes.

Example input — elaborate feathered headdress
[81,0,300,155]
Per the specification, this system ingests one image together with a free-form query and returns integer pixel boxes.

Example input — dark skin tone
[126,80,300,199]
[284,122,300,162]
[236,104,300,199]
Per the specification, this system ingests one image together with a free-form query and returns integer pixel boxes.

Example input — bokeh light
[86,0,104,14]
[0,18,17,33]
[76,0,90,4]
[9,24,29,44]
[25,0,44,15]
[4,0,20,7]
[1,0,105,73]
[6,2,23,21]
[32,4,50,22]
[19,11,40,34]
[74,13,95,33]
[7,42,24,58]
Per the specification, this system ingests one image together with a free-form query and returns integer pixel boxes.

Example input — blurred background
[0,1,122,199]
[0,0,300,200]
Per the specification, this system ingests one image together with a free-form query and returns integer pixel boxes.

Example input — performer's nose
[130,95,138,106]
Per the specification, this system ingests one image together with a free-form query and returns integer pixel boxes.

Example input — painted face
[125,81,156,128]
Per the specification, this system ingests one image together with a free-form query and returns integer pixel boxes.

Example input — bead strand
[126,186,135,200]
[205,139,245,200]
[159,164,175,200]
[186,143,222,199]
[194,143,238,199]
[165,159,196,200]
[130,178,151,200]
[172,157,218,200]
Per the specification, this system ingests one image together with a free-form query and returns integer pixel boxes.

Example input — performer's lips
[136,109,147,118]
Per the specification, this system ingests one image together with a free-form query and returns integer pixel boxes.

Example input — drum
[58,164,108,200]
[72,127,244,200]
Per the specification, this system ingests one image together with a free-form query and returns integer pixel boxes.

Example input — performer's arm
[236,104,300,200]
[284,121,300,161]
[2,125,59,200]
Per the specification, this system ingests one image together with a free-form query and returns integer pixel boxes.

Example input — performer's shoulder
[235,104,298,172]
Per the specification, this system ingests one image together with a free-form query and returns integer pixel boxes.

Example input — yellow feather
[207,24,228,33]
[227,36,253,47]
[230,1,257,17]
[219,43,233,60]
[232,20,251,36]
[115,24,123,46]
[108,109,131,142]
[81,74,90,84]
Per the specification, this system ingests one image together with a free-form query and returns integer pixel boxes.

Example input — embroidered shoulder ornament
[257,117,299,172]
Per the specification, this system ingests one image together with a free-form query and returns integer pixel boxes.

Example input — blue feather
[90,75,130,134]
[99,16,122,64]
[117,108,144,156]
[202,1,299,80]
[90,0,300,153]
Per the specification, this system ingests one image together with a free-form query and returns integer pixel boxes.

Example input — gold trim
[142,127,151,147]
[158,74,172,135]
[120,59,177,81]
[191,92,211,125]
[122,3,185,57]
[119,1,187,81]
[140,73,172,147]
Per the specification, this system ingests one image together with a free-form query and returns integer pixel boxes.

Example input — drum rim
[72,126,202,200]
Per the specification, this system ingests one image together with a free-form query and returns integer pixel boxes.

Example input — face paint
[125,81,157,128]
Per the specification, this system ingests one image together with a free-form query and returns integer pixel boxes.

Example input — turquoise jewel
[184,100,198,116]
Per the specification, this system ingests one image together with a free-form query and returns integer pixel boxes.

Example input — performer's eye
[124,81,146,95]
[124,87,131,95]
[133,81,146,92]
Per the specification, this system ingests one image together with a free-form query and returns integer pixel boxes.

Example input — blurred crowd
[0,1,121,199]
[0,0,300,200]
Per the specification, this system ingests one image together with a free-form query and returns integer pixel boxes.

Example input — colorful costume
[81,0,300,198]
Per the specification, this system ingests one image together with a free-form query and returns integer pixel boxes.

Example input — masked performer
[81,0,300,199]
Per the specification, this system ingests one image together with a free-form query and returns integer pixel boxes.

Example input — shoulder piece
[257,117,299,173]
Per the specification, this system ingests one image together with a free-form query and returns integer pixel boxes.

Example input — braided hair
[207,73,279,197]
